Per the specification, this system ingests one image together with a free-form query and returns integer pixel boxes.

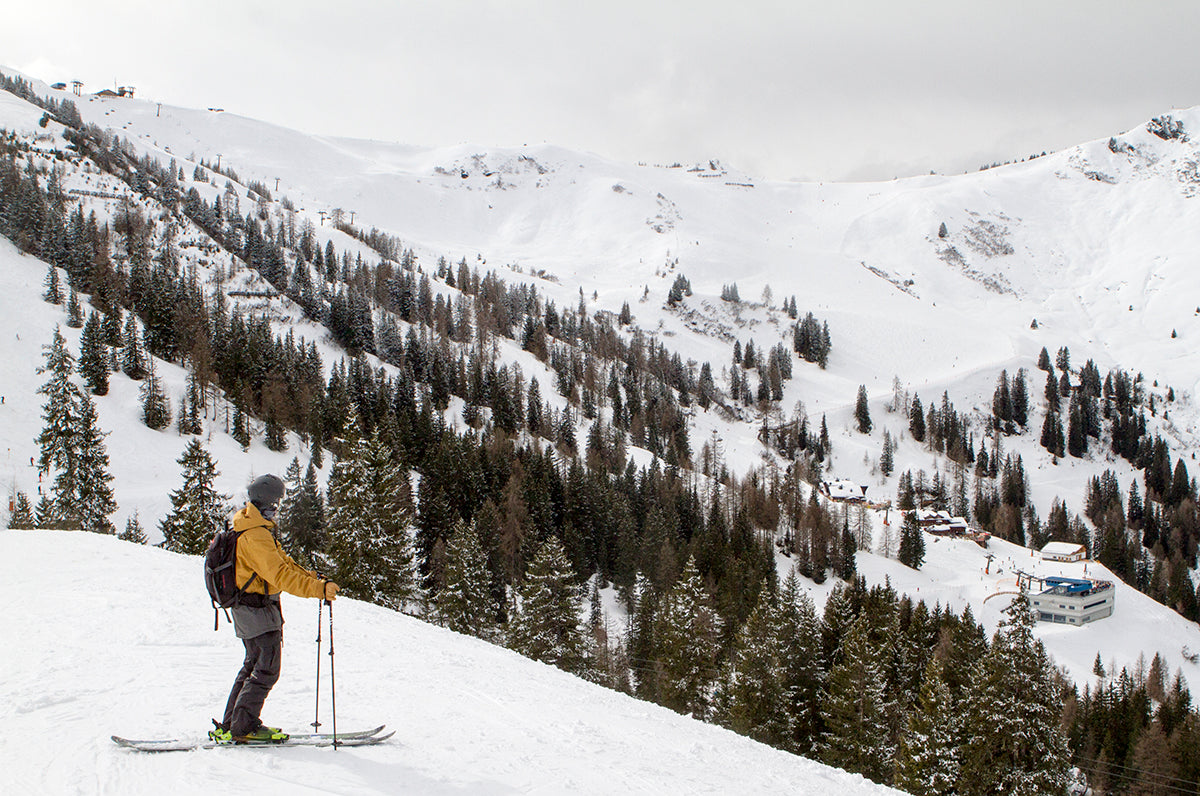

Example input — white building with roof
[821,479,865,503]
[1041,541,1087,562]
[1030,577,1115,625]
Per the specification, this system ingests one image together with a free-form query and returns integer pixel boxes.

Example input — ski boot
[232,724,289,744]
[208,719,233,744]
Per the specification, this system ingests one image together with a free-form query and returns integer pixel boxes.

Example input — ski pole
[312,598,323,733]
[327,596,338,749]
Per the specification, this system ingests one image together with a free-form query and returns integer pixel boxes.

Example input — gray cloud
[4,0,1200,181]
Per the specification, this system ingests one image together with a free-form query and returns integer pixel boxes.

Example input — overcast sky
[5,1,1200,182]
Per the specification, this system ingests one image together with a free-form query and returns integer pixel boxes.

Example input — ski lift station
[1029,577,1115,625]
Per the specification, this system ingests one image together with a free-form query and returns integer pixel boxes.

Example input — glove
[323,581,339,601]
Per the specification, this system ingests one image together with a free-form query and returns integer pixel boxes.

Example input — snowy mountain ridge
[2,65,1200,792]
[1,61,1198,659]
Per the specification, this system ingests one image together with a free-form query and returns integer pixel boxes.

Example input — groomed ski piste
[2,530,901,796]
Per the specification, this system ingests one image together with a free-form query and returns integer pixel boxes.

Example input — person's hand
[324,581,339,601]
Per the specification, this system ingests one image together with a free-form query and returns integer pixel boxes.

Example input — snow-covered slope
[20,71,1200,477]
[855,532,1200,691]
[39,77,1200,397]
[1,529,899,796]
[1,65,1198,704]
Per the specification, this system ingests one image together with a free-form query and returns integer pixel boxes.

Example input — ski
[286,724,387,741]
[112,728,393,752]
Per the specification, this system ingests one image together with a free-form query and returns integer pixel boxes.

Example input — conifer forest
[3,72,1200,793]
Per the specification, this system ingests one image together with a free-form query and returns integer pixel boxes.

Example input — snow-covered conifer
[78,311,108,395]
[652,556,722,720]
[120,313,147,380]
[898,510,926,569]
[159,439,227,554]
[959,593,1070,795]
[507,536,589,676]
[8,491,36,529]
[139,361,171,430]
[894,658,960,795]
[777,571,825,754]
[723,582,788,747]
[323,419,417,610]
[120,513,148,545]
[435,519,496,639]
[820,615,894,783]
[74,395,116,534]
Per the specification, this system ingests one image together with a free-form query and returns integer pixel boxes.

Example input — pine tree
[177,373,203,436]
[855,385,873,434]
[37,327,85,529]
[1067,392,1087,458]
[43,264,62,304]
[723,583,789,747]
[910,395,926,442]
[880,430,895,477]
[78,311,109,395]
[159,439,228,554]
[1043,368,1060,413]
[120,313,147,380]
[278,461,325,568]
[959,594,1070,795]
[120,513,148,544]
[264,412,287,451]
[35,494,58,528]
[231,403,250,448]
[898,510,926,569]
[434,519,496,638]
[322,420,418,610]
[653,557,722,720]
[777,571,825,754]
[1040,408,1064,457]
[65,288,83,327]
[626,573,659,702]
[893,658,961,795]
[74,395,117,534]
[8,491,35,529]
[507,536,590,676]
[139,361,171,430]
[820,615,894,783]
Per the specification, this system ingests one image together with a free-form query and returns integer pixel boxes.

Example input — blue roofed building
[1030,577,1115,625]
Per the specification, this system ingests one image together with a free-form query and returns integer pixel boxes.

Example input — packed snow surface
[1,530,900,796]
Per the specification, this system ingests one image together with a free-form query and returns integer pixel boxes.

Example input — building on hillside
[916,509,990,547]
[914,508,952,527]
[821,479,866,503]
[1041,541,1087,562]
[1030,577,1114,625]
[94,86,135,98]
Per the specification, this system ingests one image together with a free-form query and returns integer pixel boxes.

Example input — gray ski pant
[223,629,282,735]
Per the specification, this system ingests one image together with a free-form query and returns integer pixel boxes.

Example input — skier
[210,474,339,743]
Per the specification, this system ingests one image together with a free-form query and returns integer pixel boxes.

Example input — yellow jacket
[232,503,326,600]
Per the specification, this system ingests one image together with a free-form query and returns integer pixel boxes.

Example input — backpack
[203,518,265,630]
